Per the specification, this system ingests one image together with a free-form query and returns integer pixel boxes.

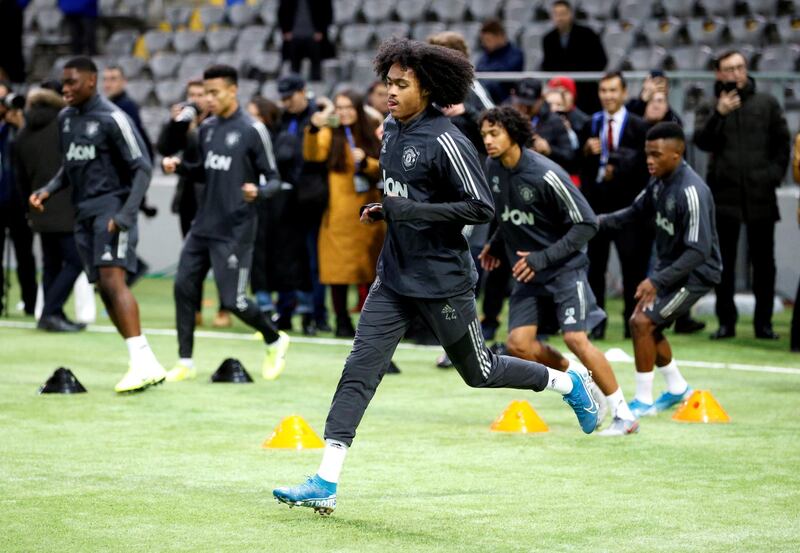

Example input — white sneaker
[115,361,166,393]
[262,331,290,380]
[587,379,608,429]
[597,417,639,437]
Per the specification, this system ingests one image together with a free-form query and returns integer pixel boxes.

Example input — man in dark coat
[541,0,607,115]
[694,50,790,340]
[475,18,524,105]
[278,0,333,82]
[14,87,84,331]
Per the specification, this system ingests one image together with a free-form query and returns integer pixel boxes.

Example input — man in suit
[541,0,607,115]
[579,71,651,339]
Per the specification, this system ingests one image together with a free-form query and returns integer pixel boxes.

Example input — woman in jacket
[303,90,383,337]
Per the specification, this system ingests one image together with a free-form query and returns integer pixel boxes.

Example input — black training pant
[174,233,279,358]
[0,201,37,314]
[40,232,83,317]
[324,277,552,447]
[714,214,776,331]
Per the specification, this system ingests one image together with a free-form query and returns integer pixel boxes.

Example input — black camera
[175,102,200,122]
[1,93,25,110]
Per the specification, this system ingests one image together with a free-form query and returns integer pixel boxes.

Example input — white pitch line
[2,320,799,376]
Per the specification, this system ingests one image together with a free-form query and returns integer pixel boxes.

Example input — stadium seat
[448,22,483,50]
[154,79,185,106]
[412,22,447,42]
[242,51,282,80]
[228,4,257,28]
[625,46,669,70]
[615,0,656,21]
[115,56,146,79]
[351,57,377,87]
[523,49,543,71]
[580,0,616,20]
[140,106,165,143]
[98,0,118,16]
[321,58,348,83]
[784,108,800,132]
[363,0,394,23]
[205,28,239,52]
[375,22,411,41]
[643,17,684,48]
[757,44,800,70]
[125,79,154,106]
[149,53,181,79]
[215,51,245,73]
[666,44,714,70]
[702,0,738,16]
[238,79,260,101]
[116,0,147,19]
[172,30,205,55]
[745,0,779,15]
[106,30,140,57]
[661,0,698,18]
[775,16,800,43]
[143,30,173,54]
[236,25,271,52]
[178,53,215,82]
[605,47,628,70]
[165,6,193,30]
[467,0,503,20]
[35,8,64,36]
[504,0,537,22]
[200,6,227,28]
[333,0,362,25]
[603,29,636,52]
[728,16,768,44]
[686,17,728,46]
[519,23,551,54]
[258,0,279,27]
[260,80,280,101]
[396,0,429,23]
[340,24,374,51]
[431,0,469,23]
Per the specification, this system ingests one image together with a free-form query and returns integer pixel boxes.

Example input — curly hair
[478,106,533,148]
[373,37,474,107]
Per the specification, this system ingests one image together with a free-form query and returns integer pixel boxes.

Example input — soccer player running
[29,57,165,393]
[273,38,599,516]
[600,122,722,416]
[477,106,639,436]
[161,65,289,381]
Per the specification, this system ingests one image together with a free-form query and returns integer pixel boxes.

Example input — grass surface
[1,278,799,552]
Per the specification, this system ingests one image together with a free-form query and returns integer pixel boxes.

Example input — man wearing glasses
[694,50,790,341]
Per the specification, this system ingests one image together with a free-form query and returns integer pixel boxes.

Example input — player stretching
[478,106,638,436]
[30,57,165,393]
[600,122,722,416]
[162,65,289,381]
[273,38,598,516]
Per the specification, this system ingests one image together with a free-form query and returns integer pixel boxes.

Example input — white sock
[126,335,155,365]
[606,387,635,421]
[317,439,348,484]
[658,359,688,394]
[545,368,573,395]
[179,358,194,368]
[634,371,655,404]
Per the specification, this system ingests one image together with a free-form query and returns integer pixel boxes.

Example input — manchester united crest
[402,145,419,171]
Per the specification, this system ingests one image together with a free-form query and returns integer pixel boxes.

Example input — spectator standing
[59,0,98,56]
[103,65,153,159]
[579,71,651,339]
[475,19,524,105]
[303,90,383,337]
[278,0,334,82]
[627,70,682,126]
[541,0,607,115]
[0,0,25,82]
[547,75,590,139]
[694,50,790,340]
[0,81,36,316]
[14,87,84,331]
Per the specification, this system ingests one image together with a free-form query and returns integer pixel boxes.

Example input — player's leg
[418,290,598,434]
[713,213,740,337]
[505,292,569,369]
[170,232,211,381]
[587,227,611,338]
[273,277,412,514]
[209,240,287,380]
[615,228,653,338]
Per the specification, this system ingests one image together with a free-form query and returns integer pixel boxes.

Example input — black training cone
[39,367,87,394]
[210,358,253,383]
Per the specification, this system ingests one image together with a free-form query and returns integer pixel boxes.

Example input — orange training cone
[263,415,325,449]
[672,390,731,423]
[490,400,549,433]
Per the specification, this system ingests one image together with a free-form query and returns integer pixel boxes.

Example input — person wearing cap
[510,78,574,173]
[547,75,590,138]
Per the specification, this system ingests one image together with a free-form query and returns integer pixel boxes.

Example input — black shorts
[74,214,138,283]
[508,269,606,333]
[644,282,711,328]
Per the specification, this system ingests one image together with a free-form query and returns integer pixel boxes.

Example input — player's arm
[168,124,206,182]
[105,111,152,230]
[382,132,494,224]
[247,121,283,201]
[526,170,598,270]
[599,183,652,230]
[649,185,711,290]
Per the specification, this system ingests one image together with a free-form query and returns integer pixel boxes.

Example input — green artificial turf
[1,278,799,552]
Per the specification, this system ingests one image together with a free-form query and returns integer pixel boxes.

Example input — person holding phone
[694,50,790,341]
[303,90,384,338]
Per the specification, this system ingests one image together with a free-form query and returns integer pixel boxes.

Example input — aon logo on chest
[382,170,409,198]
[66,143,96,161]
[501,205,535,226]
[205,151,232,171]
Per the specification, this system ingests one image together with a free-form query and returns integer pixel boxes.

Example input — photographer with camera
[0,81,36,317]
[694,50,790,341]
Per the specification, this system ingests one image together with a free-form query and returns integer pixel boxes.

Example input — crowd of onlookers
[1,0,799,353]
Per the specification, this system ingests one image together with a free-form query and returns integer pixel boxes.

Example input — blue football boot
[628,398,656,418]
[653,387,693,413]
[273,475,337,516]
[562,368,599,434]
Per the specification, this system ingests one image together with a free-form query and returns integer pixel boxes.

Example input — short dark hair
[479,106,534,148]
[552,0,572,10]
[428,31,469,57]
[714,49,744,70]
[600,70,627,89]
[64,56,98,74]
[185,78,203,93]
[374,37,474,107]
[203,64,238,85]
[480,18,506,36]
[646,121,685,143]
[104,64,124,77]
